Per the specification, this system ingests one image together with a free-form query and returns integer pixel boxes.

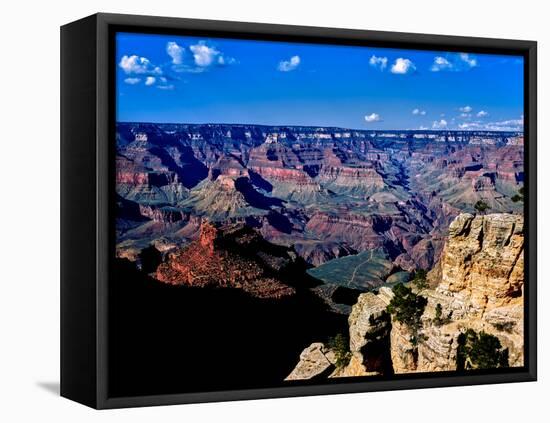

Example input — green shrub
[457,329,509,370]
[474,200,490,214]
[387,283,428,345]
[328,333,351,368]
[491,321,516,333]
[511,186,524,203]
[411,269,428,290]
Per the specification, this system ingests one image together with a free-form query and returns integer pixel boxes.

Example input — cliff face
[340,287,393,377]
[286,213,525,379]
[418,213,525,370]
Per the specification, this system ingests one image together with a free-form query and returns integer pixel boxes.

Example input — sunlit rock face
[418,213,525,369]
[285,343,337,381]
[393,212,525,373]
[155,222,296,299]
[286,213,525,379]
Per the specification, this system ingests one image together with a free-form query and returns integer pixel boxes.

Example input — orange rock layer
[155,223,296,299]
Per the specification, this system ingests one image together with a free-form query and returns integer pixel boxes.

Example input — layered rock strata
[286,213,525,378]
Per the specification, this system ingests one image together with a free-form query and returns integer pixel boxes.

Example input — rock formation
[286,212,525,379]
[418,213,525,370]
[285,343,337,380]
[155,222,296,299]
[339,287,394,376]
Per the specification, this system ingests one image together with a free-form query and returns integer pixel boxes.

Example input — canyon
[116,123,523,310]
[113,123,525,387]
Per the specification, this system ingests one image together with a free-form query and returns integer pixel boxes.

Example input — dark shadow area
[248,170,274,193]
[235,177,285,209]
[331,286,363,306]
[149,146,208,189]
[303,164,320,178]
[138,245,163,273]
[109,258,346,398]
[266,210,293,234]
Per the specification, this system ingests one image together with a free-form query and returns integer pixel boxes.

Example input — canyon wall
[287,212,525,378]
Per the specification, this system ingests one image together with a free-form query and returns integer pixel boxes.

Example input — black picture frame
[61,12,537,409]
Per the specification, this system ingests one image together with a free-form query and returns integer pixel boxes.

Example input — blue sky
[116,32,524,131]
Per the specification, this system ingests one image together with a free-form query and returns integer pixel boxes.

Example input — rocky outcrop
[418,213,525,369]
[208,155,249,180]
[294,241,356,267]
[389,213,524,373]
[316,149,386,197]
[437,213,524,315]
[392,212,525,372]
[285,343,337,380]
[286,212,525,379]
[342,287,394,376]
[178,176,262,220]
[138,204,187,224]
[156,222,296,299]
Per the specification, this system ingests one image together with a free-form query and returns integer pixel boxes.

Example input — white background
[0,0,547,421]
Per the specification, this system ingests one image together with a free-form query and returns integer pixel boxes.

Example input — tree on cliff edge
[474,200,490,215]
[328,333,351,368]
[387,283,428,346]
[411,269,428,290]
[457,329,509,370]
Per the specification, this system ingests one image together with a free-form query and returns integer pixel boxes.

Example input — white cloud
[119,55,162,75]
[431,53,478,72]
[460,113,471,118]
[390,58,416,74]
[157,84,175,90]
[458,116,523,131]
[190,42,221,67]
[364,113,382,123]
[166,41,185,65]
[145,76,156,86]
[217,56,237,66]
[124,77,141,85]
[460,53,477,68]
[412,108,426,116]
[477,110,489,117]
[459,105,473,113]
[487,118,524,130]
[278,55,301,72]
[167,41,235,73]
[369,55,388,70]
[419,125,429,130]
[458,122,478,130]
[431,56,453,72]
[432,119,448,129]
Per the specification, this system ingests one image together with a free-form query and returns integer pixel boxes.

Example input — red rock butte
[155,221,296,299]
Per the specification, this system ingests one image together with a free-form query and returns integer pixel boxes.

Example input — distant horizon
[116,120,524,134]
[116,32,524,132]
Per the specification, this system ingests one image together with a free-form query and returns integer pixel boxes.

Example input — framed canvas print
[60,13,537,409]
